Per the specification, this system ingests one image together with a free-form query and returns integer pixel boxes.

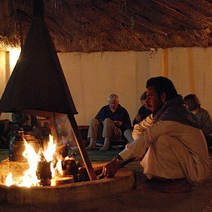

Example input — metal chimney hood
[0,0,96,181]
[0,5,77,118]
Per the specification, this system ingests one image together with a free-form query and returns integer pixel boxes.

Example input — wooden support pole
[68,114,97,181]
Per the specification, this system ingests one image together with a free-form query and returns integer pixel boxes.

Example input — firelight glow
[5,134,60,187]
[5,172,13,186]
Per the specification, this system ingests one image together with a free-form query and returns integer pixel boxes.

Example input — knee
[124,129,133,143]
[103,118,113,126]
[90,118,99,126]
[156,134,178,148]
[124,129,132,134]
[157,134,170,143]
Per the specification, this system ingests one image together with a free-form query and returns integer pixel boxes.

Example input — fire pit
[0,160,134,205]
[1,133,94,187]
[0,135,135,205]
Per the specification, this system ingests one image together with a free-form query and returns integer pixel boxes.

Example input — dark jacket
[95,104,132,132]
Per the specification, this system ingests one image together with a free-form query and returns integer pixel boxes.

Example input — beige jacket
[119,115,210,184]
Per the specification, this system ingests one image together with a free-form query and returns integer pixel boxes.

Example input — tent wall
[59,47,212,125]
[1,47,212,125]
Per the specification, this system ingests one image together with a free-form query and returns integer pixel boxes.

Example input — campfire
[0,0,96,182]
[0,1,135,203]
[4,133,90,188]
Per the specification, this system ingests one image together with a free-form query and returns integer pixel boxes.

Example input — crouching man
[102,76,210,193]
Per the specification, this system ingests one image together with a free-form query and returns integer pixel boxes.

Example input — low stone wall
[0,167,135,205]
[0,159,29,184]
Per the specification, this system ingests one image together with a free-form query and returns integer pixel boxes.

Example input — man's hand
[113,120,122,127]
[102,156,122,178]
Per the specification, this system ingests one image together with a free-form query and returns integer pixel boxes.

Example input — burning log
[59,152,90,182]
[53,176,74,186]
[37,161,51,186]
[62,158,78,182]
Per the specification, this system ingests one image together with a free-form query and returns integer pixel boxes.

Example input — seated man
[102,77,210,193]
[133,91,151,126]
[86,94,133,151]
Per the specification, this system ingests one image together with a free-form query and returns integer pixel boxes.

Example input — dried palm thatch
[1,0,212,52]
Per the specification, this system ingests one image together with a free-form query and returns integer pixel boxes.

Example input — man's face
[141,99,148,109]
[146,86,165,113]
[109,98,119,111]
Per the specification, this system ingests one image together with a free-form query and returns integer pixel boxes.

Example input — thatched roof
[1,0,212,52]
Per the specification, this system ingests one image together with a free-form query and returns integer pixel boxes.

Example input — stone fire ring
[0,167,135,205]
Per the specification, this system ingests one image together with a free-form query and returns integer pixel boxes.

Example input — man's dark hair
[140,91,147,101]
[146,76,178,100]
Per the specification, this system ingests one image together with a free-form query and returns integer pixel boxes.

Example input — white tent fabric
[1,47,212,125]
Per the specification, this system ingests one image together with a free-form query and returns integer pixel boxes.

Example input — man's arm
[133,114,153,140]
[95,106,106,123]
[118,108,132,130]
[102,120,172,177]
[102,131,149,178]
[102,155,123,178]
[102,155,135,178]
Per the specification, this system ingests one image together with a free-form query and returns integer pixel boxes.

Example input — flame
[5,172,13,186]
[5,134,62,187]
[50,161,63,186]
[56,160,63,175]
[43,135,56,162]
[20,141,40,187]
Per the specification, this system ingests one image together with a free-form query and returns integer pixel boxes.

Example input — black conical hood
[0,17,77,117]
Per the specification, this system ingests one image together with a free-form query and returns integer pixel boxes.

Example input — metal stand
[68,114,96,181]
